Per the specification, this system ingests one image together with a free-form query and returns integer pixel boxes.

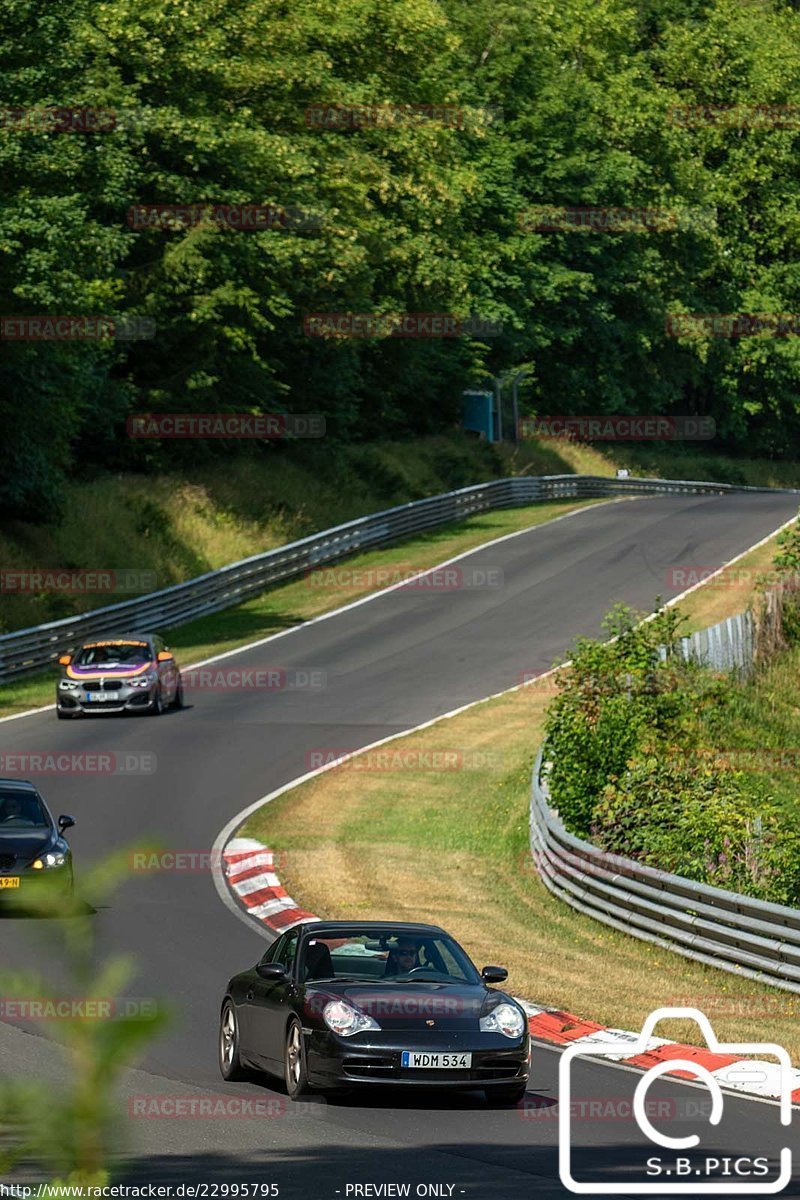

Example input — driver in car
[384,937,421,976]
[0,796,24,823]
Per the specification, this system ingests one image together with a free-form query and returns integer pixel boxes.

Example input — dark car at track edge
[219,920,530,1105]
[0,779,76,907]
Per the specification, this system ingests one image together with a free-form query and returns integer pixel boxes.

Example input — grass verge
[0,497,603,718]
[238,674,800,1062]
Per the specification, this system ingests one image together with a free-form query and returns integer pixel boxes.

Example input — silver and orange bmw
[56,633,183,719]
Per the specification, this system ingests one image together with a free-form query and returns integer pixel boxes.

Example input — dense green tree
[3,0,800,516]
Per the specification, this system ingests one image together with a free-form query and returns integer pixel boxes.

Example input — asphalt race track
[2,491,799,1197]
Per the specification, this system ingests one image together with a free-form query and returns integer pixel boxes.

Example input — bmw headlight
[322,999,380,1037]
[130,673,157,688]
[59,680,78,690]
[480,1002,525,1039]
[31,852,67,870]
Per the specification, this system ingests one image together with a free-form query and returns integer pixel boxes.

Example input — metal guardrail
[1,472,797,684]
[530,749,800,993]
[660,609,756,674]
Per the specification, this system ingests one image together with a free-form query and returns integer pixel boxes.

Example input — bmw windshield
[73,641,151,668]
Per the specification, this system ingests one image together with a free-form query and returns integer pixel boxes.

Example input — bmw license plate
[0,878,20,889]
[401,1052,471,1069]
[89,692,119,702]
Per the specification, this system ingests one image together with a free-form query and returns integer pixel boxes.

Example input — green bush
[593,755,800,906]
[543,603,691,835]
[774,512,800,574]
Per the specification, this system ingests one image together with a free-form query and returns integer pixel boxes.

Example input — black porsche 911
[219,920,530,1104]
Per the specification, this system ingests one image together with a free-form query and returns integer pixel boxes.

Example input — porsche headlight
[31,852,67,870]
[322,1000,380,1037]
[480,1002,525,1039]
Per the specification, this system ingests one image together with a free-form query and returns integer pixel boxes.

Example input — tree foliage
[4,0,800,515]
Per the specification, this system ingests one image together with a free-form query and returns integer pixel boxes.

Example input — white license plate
[88,692,119,702]
[401,1052,471,1069]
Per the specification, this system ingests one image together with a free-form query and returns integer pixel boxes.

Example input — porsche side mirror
[58,815,76,832]
[481,965,508,983]
[256,962,287,980]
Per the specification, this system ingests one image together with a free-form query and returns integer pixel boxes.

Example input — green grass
[0,497,604,717]
[605,443,800,488]
[685,641,800,831]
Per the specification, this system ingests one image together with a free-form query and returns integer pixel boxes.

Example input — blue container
[461,391,496,442]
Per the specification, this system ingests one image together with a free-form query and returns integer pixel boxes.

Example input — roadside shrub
[544,603,691,835]
[774,511,800,574]
[593,755,800,906]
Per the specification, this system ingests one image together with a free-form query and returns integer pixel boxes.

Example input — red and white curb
[517,1000,800,1109]
[223,838,800,1109]
[223,837,317,933]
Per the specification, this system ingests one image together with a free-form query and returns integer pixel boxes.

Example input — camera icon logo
[558,1007,793,1194]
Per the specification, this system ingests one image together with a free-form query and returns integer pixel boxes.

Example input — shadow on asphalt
[113,1141,800,1200]
[0,896,96,919]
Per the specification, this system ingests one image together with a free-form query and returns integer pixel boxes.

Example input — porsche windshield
[299,931,481,984]
[73,642,150,668]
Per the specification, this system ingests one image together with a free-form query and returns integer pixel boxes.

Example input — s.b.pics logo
[558,1008,794,1194]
